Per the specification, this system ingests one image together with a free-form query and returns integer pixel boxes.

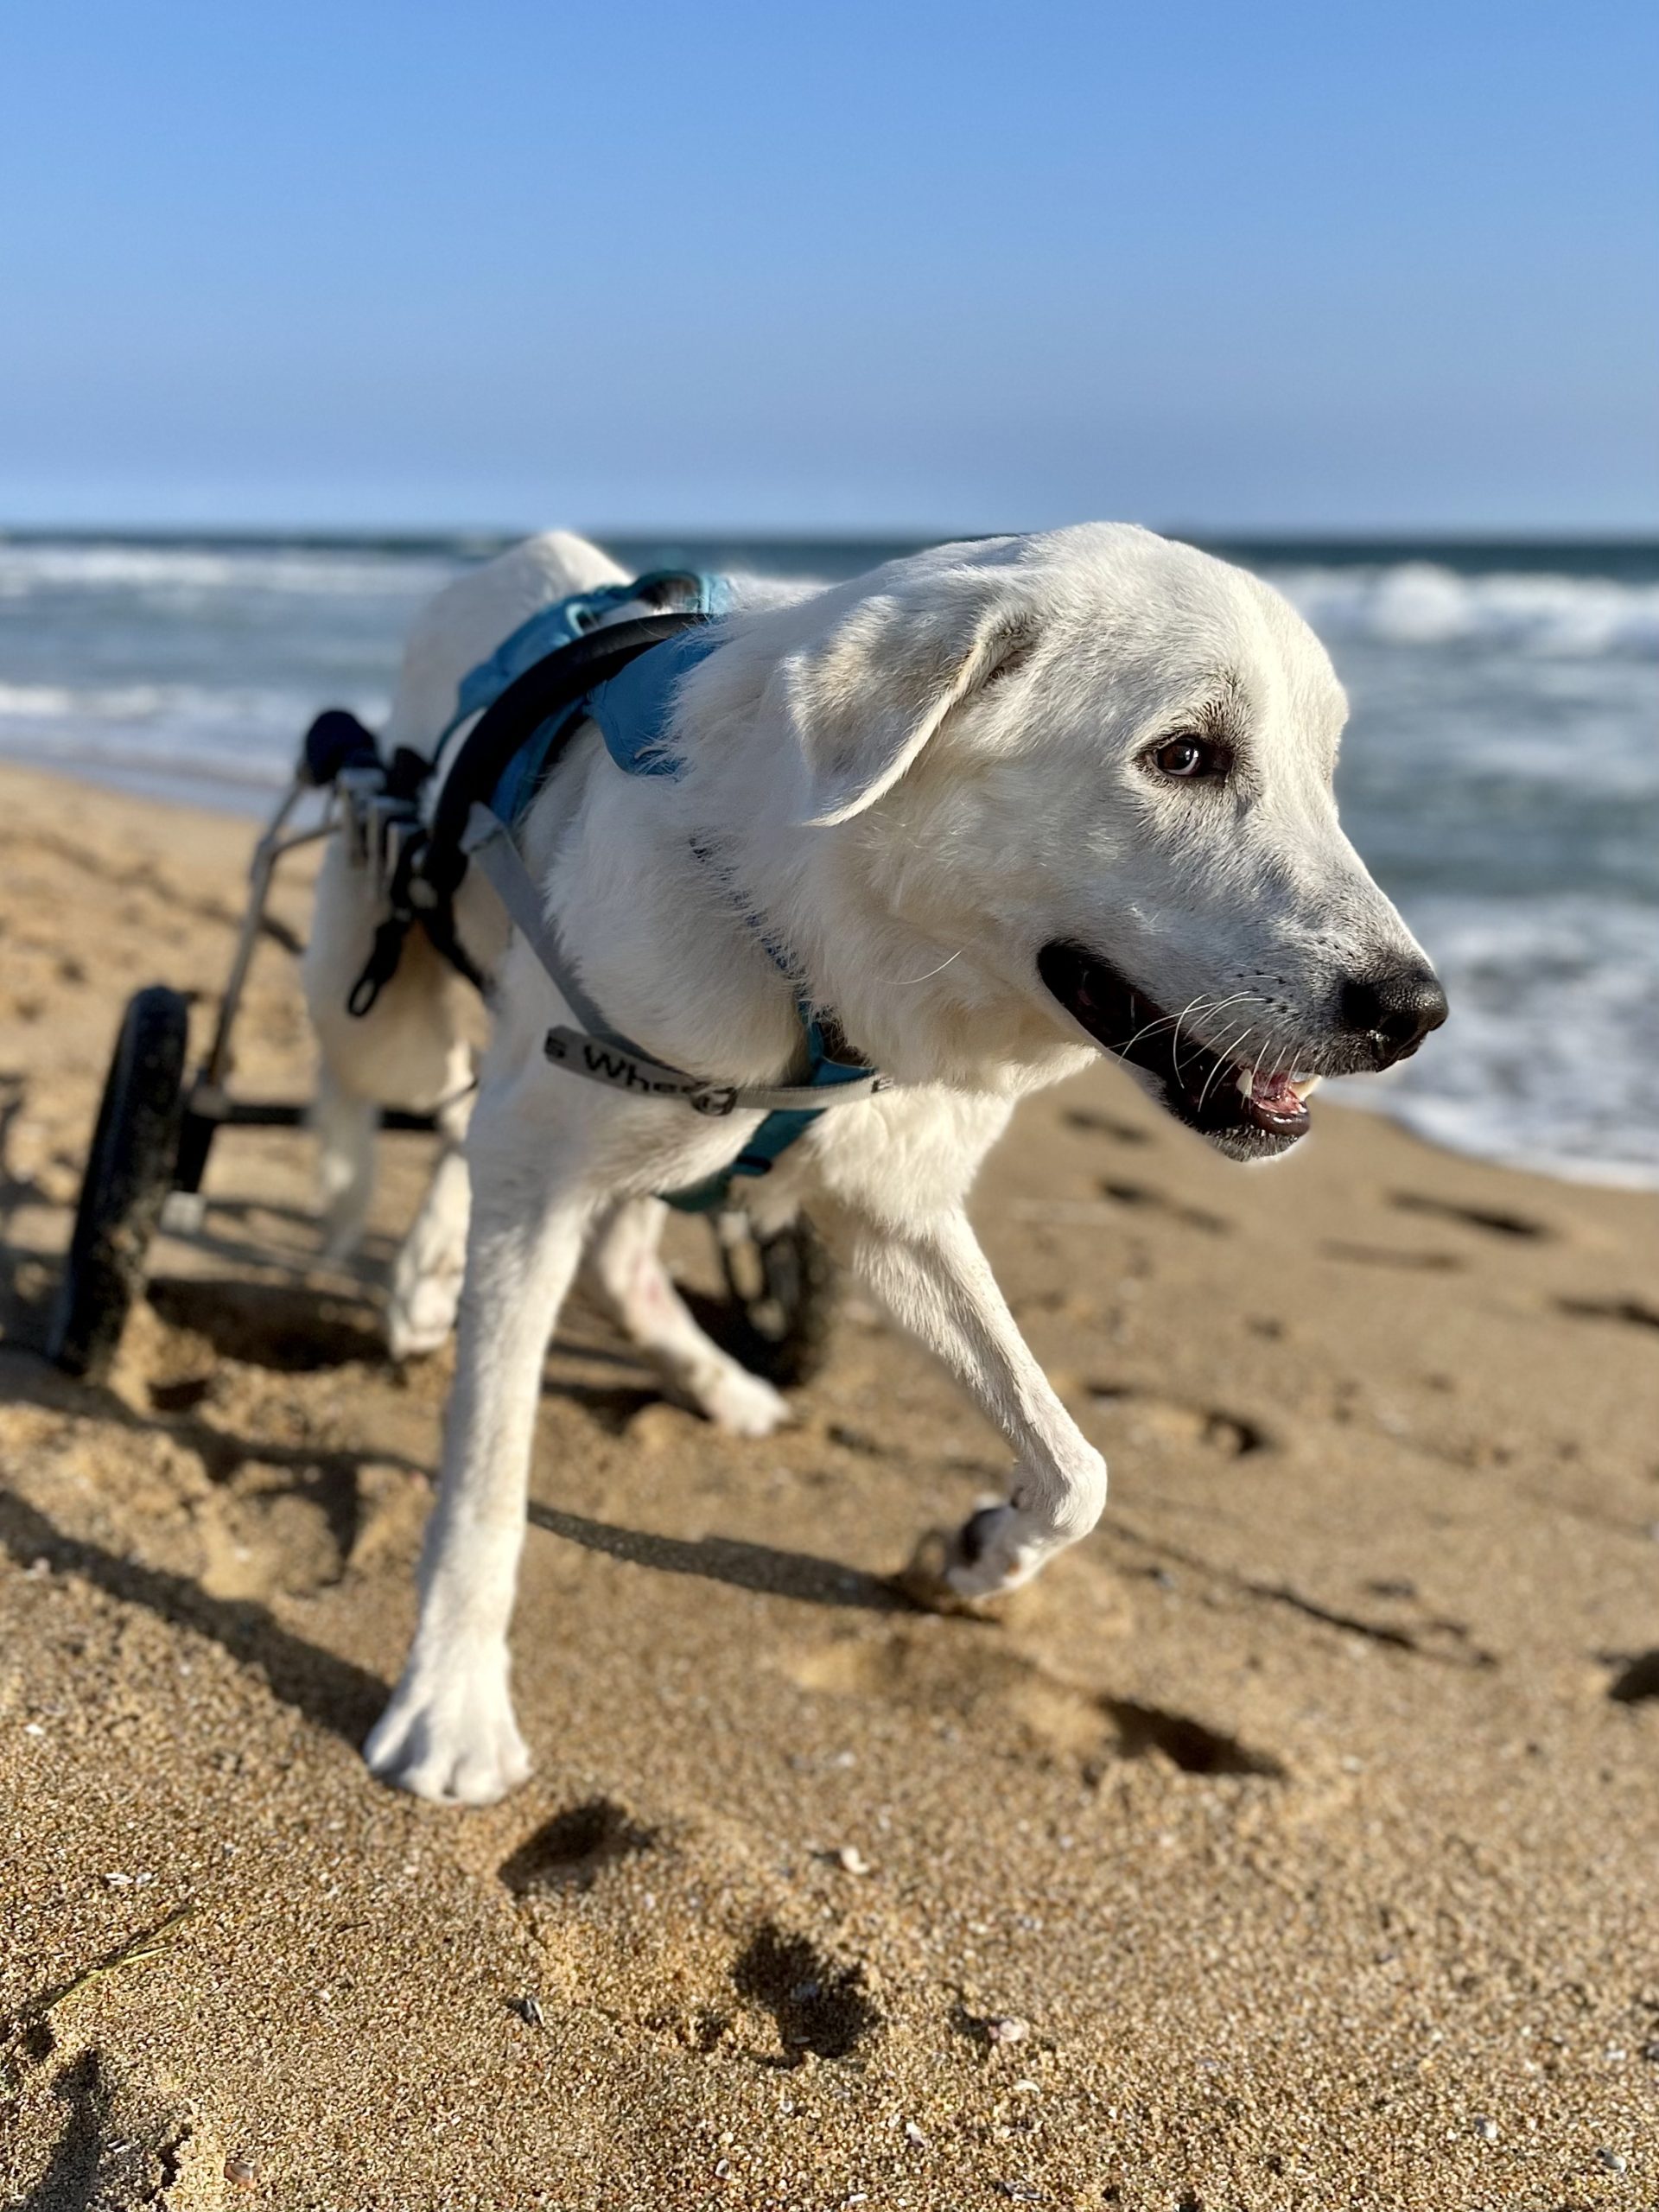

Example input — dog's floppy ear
[775,586,1039,828]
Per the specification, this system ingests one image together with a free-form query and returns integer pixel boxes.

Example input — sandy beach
[2,760,1656,2210]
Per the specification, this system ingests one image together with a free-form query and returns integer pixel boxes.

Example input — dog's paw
[894,1511,1023,1616]
[385,1267,464,1361]
[943,1502,1041,1600]
[364,1644,531,1806]
[699,1363,793,1438]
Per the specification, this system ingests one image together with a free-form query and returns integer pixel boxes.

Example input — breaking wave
[1,531,1656,1184]
[0,679,387,794]
[1266,563,1659,659]
[0,539,458,601]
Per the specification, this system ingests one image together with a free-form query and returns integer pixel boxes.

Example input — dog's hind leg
[583,1197,791,1436]
[385,1048,476,1359]
[365,1067,594,1804]
[303,828,482,1267]
[313,1065,378,1260]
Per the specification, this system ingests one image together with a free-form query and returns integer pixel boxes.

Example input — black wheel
[715,1212,838,1389]
[48,986,190,1382]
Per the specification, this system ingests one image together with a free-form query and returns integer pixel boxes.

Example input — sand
[2,760,1656,2211]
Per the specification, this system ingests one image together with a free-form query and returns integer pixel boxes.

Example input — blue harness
[446,572,878,1212]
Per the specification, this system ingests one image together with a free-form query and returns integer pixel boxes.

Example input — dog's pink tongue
[1253,1071,1301,1112]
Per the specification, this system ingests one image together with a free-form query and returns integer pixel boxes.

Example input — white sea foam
[0,541,456,600]
[1334,894,1659,1187]
[0,679,388,791]
[1268,563,1659,659]
[0,681,203,720]
[0,678,290,721]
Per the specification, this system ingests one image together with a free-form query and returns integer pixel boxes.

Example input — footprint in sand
[9,2046,223,2211]
[146,1277,388,1373]
[1100,1179,1230,1235]
[1322,1241,1464,1273]
[1605,1649,1659,1703]
[499,1798,659,1893]
[730,1923,880,2061]
[1389,1191,1550,1240]
[1085,1382,1268,1459]
[1101,1698,1286,1778]
[1064,1106,1154,1145]
[785,1630,1286,1784]
[497,1798,882,2064]
[1555,1294,1659,1335]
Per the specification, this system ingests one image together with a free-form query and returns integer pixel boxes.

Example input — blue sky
[2,2,1654,534]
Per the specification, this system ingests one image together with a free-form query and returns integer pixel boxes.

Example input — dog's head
[754,524,1445,1158]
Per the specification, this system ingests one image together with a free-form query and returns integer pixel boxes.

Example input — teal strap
[586,627,727,778]
[662,1017,873,1213]
[451,569,730,741]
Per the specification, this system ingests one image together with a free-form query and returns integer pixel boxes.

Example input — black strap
[346,803,488,1016]
[385,744,431,802]
[417,892,490,998]
[347,912,413,1017]
[423,611,710,899]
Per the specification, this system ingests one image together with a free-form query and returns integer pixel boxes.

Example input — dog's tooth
[1235,1068,1255,1100]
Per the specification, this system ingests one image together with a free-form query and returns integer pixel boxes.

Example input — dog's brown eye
[1148,735,1230,781]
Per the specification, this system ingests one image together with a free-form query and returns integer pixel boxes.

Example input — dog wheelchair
[48,719,837,1389]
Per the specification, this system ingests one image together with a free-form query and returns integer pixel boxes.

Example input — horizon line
[3,521,1657,550]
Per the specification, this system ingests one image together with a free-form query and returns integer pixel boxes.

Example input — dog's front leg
[365,1090,591,1804]
[832,1203,1107,1601]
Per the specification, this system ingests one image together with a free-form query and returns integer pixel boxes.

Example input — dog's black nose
[1337,963,1448,1067]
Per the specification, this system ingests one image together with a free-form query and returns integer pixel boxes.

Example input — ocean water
[1,529,1655,1187]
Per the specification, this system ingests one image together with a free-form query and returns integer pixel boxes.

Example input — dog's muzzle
[1037,941,1449,1160]
[1037,942,1313,1157]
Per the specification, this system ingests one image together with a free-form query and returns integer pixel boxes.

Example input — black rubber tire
[48,986,190,1382]
[715,1213,838,1390]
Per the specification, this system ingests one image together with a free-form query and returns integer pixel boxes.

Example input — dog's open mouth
[1038,941,1314,1159]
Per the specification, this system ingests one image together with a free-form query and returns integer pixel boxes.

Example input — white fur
[302,525,1429,1804]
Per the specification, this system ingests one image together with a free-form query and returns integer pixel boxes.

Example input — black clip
[347,911,411,1018]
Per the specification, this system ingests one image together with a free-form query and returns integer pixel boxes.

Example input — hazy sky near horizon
[3,2,1654,536]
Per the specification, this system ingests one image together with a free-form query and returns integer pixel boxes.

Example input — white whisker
[1189,991,1268,1043]
[1197,1023,1258,1115]
[1148,994,1212,1063]
[1115,994,1211,1060]
[1179,993,1268,1077]
[891,948,963,987]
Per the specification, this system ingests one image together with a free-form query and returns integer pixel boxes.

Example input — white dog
[302,525,1445,1805]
